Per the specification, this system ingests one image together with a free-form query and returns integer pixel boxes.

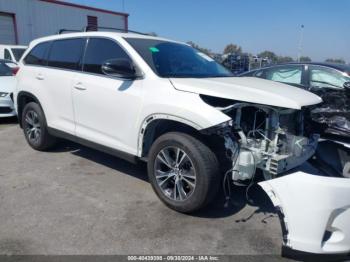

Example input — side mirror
[101,59,138,79]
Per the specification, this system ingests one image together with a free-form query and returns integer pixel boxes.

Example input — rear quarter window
[24,42,51,66]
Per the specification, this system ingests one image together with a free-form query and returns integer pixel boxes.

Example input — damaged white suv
[14,31,350,255]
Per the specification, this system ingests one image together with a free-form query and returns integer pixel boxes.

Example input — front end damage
[201,97,319,182]
[201,96,350,256]
[307,88,350,139]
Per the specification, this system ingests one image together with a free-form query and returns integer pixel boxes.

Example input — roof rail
[83,26,151,36]
[57,29,82,34]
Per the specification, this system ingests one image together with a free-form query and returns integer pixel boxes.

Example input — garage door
[0,13,16,44]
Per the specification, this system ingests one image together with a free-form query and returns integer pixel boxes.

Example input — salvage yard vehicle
[0,59,17,117]
[13,29,350,256]
[0,45,27,62]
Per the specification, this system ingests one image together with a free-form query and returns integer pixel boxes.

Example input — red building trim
[39,0,129,18]
[0,12,19,44]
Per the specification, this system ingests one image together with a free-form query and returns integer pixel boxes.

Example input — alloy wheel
[154,146,196,201]
[24,110,41,143]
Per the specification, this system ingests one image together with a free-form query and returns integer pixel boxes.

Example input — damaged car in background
[240,62,350,177]
[15,31,349,257]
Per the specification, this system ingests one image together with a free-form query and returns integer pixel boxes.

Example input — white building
[0,0,129,45]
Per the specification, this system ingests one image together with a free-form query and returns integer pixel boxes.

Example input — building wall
[0,0,127,45]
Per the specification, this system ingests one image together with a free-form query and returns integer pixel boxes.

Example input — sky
[63,0,350,62]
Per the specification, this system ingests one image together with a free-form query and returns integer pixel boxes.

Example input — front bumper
[0,94,16,117]
[259,164,350,255]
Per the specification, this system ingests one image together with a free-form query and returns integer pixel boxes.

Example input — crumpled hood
[0,76,16,93]
[170,77,322,109]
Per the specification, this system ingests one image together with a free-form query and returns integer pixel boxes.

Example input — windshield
[11,48,26,62]
[0,63,12,76]
[125,38,233,78]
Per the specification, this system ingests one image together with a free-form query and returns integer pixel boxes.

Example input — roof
[27,31,179,47]
[39,0,129,17]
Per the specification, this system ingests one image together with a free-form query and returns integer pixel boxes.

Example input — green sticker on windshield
[149,47,159,53]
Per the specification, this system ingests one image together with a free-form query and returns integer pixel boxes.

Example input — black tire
[21,102,56,151]
[147,132,220,213]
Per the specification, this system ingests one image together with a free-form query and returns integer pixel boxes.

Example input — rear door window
[82,38,132,75]
[24,42,51,66]
[48,38,85,70]
[265,65,303,85]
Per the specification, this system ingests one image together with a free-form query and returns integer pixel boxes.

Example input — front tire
[22,102,56,151]
[147,132,220,213]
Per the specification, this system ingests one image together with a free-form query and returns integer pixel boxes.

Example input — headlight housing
[0,92,9,98]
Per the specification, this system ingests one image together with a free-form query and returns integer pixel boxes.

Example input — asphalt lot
[0,119,285,257]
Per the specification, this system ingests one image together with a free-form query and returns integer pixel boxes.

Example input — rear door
[43,38,86,134]
[72,37,143,155]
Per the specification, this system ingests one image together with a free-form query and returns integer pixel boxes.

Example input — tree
[277,56,294,63]
[258,50,278,63]
[187,41,212,56]
[325,58,346,64]
[223,43,242,54]
[300,56,312,62]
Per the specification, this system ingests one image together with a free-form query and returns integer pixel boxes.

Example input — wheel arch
[17,91,43,128]
[137,114,204,158]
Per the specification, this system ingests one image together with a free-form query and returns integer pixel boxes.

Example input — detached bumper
[259,166,350,255]
[0,95,16,117]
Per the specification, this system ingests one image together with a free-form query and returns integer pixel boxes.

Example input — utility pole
[297,25,304,62]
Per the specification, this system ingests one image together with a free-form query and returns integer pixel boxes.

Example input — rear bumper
[259,165,350,255]
[0,95,16,117]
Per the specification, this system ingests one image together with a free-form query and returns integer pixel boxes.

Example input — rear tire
[22,102,56,151]
[147,132,220,213]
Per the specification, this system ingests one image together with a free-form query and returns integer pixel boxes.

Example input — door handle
[36,74,44,80]
[74,83,86,91]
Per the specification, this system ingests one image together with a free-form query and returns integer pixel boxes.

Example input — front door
[72,38,143,155]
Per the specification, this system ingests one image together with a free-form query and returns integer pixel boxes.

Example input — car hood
[170,77,322,109]
[0,76,16,93]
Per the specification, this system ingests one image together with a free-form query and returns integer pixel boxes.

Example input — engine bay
[202,99,319,182]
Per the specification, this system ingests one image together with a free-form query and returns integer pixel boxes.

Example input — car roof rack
[57,29,82,34]
[57,27,152,36]
[83,26,151,36]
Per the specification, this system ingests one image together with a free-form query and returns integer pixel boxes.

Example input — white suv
[14,31,321,213]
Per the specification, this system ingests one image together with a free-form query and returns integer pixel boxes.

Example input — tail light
[12,67,20,75]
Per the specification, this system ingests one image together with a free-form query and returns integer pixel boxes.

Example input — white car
[0,45,27,63]
[14,31,350,256]
[0,60,16,117]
